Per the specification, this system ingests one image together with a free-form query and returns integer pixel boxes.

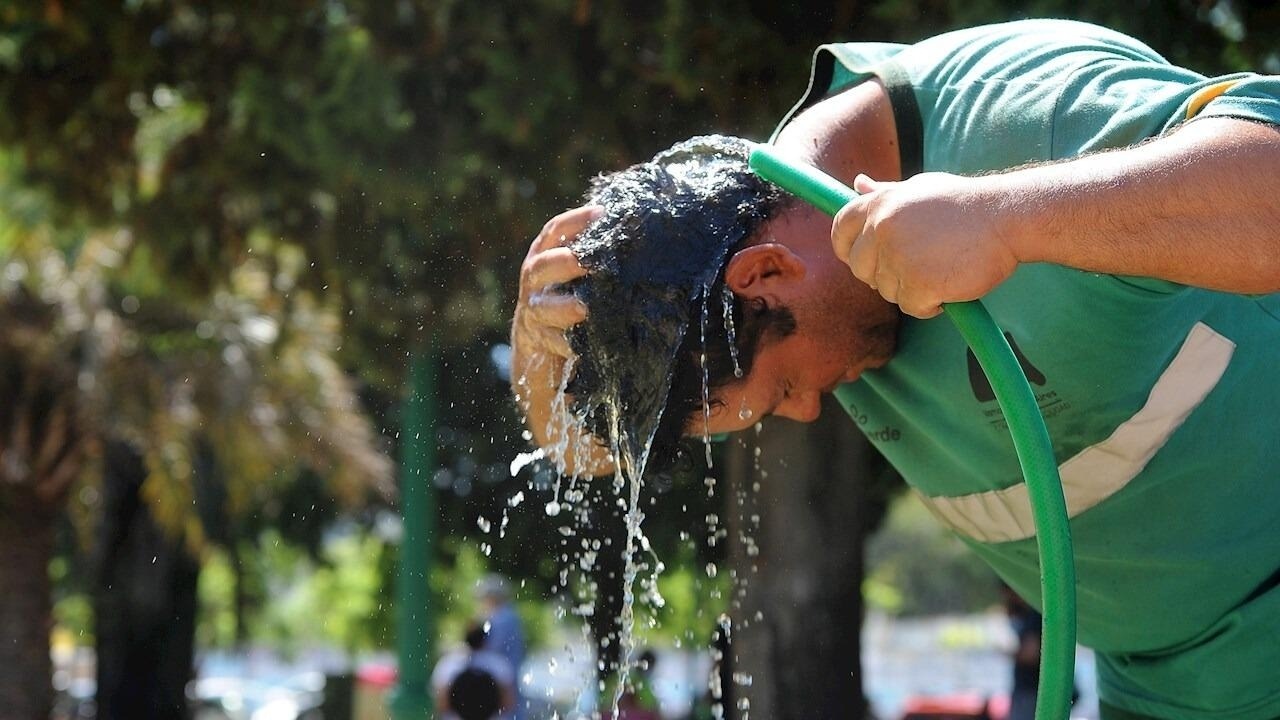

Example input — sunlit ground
[52,610,1097,720]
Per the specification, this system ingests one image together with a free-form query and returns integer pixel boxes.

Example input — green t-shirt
[776,19,1280,720]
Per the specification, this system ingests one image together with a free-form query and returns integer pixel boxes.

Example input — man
[511,19,1280,720]
[476,575,527,719]
[1002,583,1047,720]
[430,623,516,720]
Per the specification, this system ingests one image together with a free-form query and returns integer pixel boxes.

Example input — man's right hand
[512,205,598,360]
[510,205,613,476]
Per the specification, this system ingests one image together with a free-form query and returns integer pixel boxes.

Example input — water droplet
[545,501,561,516]
[509,448,544,477]
[722,284,743,378]
[699,291,714,468]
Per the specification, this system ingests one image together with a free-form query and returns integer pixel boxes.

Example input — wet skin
[698,207,898,436]
[511,80,903,469]
[695,79,905,435]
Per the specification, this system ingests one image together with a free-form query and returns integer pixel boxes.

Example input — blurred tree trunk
[0,490,57,720]
[586,489,628,686]
[94,440,199,720]
[0,337,84,720]
[229,539,249,646]
[723,396,898,720]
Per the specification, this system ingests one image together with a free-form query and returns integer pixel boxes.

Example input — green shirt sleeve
[794,19,1280,171]
[781,20,1280,294]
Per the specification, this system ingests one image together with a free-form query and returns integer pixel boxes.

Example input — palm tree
[0,191,106,718]
[1,205,392,717]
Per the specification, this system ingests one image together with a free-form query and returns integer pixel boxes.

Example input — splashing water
[509,447,545,477]
[564,133,783,473]
[722,284,743,379]
[710,614,733,720]
[510,134,788,717]
[699,291,714,468]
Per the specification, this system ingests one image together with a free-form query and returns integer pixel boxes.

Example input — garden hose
[749,145,1077,720]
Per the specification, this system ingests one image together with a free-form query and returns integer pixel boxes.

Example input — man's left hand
[831,172,1022,319]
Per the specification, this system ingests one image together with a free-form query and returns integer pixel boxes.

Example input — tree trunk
[0,493,56,720]
[94,441,199,720]
[229,539,249,646]
[723,396,898,720]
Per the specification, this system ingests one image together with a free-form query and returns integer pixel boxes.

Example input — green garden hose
[749,145,1077,720]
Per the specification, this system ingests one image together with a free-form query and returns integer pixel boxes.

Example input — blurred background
[0,1,1275,720]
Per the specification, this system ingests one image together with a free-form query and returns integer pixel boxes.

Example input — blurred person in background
[476,575,527,719]
[431,622,515,720]
[1002,583,1043,720]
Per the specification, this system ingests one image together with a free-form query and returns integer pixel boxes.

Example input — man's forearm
[999,117,1280,293]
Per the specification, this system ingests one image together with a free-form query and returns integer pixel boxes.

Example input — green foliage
[199,527,395,655]
[255,529,393,655]
[4,0,1276,669]
[865,494,1000,617]
[50,553,93,645]
[0,0,870,381]
[645,540,731,647]
[196,548,239,649]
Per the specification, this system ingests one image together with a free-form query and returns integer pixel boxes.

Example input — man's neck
[772,78,903,186]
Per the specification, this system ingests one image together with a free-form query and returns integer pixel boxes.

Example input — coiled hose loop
[749,145,1076,720]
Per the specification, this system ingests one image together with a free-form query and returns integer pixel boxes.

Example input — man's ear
[724,243,807,295]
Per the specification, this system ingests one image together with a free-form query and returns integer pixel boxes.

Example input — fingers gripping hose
[749,145,1077,720]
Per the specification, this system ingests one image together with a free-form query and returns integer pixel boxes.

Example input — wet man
[511,20,1280,720]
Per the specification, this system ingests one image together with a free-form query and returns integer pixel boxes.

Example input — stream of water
[511,135,776,717]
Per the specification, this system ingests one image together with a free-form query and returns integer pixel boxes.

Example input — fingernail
[589,205,605,219]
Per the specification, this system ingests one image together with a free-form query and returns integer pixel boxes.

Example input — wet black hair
[565,135,795,478]
[449,667,501,720]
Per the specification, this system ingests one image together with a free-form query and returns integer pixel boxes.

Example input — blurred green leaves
[199,529,395,654]
[2,0,1273,673]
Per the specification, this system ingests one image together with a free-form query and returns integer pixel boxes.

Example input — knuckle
[539,217,557,238]
[850,243,876,274]
[874,194,906,226]
[520,257,540,285]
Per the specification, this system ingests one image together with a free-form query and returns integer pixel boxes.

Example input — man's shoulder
[431,650,469,687]
[905,19,1163,60]
[816,18,1162,69]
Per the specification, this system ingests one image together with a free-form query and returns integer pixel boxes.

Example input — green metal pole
[391,345,437,719]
